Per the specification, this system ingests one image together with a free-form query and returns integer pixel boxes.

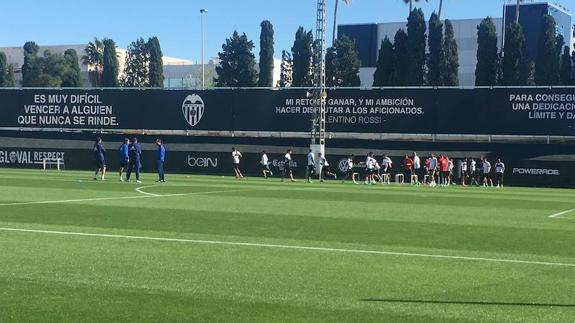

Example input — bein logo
[188,156,218,168]
[182,94,205,127]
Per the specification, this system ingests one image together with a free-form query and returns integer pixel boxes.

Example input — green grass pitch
[0,168,574,322]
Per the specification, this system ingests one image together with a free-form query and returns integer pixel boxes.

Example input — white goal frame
[42,158,64,171]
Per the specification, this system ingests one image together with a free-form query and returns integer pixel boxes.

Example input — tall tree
[42,51,65,86]
[428,12,444,86]
[214,31,258,87]
[121,38,150,87]
[258,20,275,87]
[519,59,535,85]
[0,52,7,87]
[82,38,104,87]
[560,46,572,85]
[535,15,559,85]
[102,39,119,87]
[291,27,314,87]
[442,19,459,86]
[19,43,81,88]
[501,22,526,85]
[475,17,499,86]
[325,35,361,87]
[373,37,395,86]
[148,37,164,87]
[278,50,293,87]
[29,50,71,87]
[22,41,40,87]
[406,8,426,85]
[393,29,410,86]
[5,65,15,87]
[61,49,82,87]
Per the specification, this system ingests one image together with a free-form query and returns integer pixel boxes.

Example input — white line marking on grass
[135,186,161,197]
[549,209,575,218]
[0,227,574,268]
[0,189,248,207]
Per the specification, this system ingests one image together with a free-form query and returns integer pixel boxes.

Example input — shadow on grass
[362,299,575,308]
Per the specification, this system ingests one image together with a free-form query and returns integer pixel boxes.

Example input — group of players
[251,149,506,187]
[93,139,506,187]
[359,152,506,187]
[92,137,165,183]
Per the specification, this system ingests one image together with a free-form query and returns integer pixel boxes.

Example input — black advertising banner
[239,88,434,133]
[1,87,575,135]
[0,89,235,131]
[488,88,575,136]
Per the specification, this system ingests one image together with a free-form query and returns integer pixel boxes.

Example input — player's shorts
[322,165,330,173]
[261,164,270,171]
[365,168,374,175]
[483,172,491,179]
[120,160,128,168]
[233,163,240,170]
[96,158,106,168]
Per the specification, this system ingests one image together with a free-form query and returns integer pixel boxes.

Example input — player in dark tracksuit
[118,138,130,182]
[126,137,142,183]
[93,137,106,180]
[156,139,166,182]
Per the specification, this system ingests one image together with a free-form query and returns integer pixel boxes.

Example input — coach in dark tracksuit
[156,139,166,182]
[126,137,142,182]
[93,137,106,180]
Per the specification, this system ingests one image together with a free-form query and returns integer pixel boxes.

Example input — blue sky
[0,1,569,62]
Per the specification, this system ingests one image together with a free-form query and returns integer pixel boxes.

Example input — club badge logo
[182,94,205,127]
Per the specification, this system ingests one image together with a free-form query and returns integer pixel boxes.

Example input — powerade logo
[0,151,65,165]
[182,94,205,127]
[187,155,218,168]
[512,168,560,176]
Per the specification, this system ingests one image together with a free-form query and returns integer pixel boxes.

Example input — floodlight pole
[501,0,507,57]
[311,0,327,155]
[200,9,208,89]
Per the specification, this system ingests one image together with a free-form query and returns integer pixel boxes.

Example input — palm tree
[438,0,443,18]
[82,38,104,87]
[402,0,427,14]
[332,0,351,45]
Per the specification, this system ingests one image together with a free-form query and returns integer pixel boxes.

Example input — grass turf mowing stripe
[1,227,574,268]
[0,188,249,206]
